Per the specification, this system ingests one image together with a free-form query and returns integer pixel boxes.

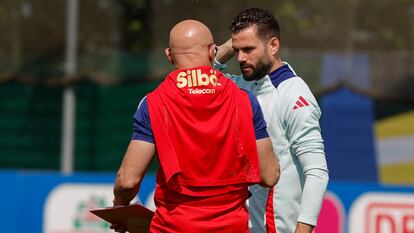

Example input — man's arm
[247,91,280,187]
[286,95,329,233]
[294,109,329,233]
[113,140,155,206]
[215,38,234,64]
[279,79,329,233]
[294,123,329,233]
[256,137,280,187]
[295,222,314,233]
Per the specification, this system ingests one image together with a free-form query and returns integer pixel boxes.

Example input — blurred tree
[115,0,152,79]
[149,0,413,51]
[79,0,120,53]
[0,0,412,77]
[355,0,414,50]
[0,0,123,78]
[118,0,151,52]
[0,0,23,71]
[272,0,360,50]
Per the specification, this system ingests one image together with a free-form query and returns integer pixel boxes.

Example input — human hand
[110,199,130,233]
[109,222,127,233]
[294,222,314,233]
[216,38,234,64]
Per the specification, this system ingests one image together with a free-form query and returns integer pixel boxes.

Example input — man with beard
[215,8,329,233]
[111,19,280,233]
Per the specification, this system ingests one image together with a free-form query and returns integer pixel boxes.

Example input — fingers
[110,222,127,233]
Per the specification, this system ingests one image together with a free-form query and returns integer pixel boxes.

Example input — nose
[237,51,247,63]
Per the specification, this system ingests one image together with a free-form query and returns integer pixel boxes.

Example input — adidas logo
[293,96,310,110]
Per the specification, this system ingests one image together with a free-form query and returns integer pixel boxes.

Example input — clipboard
[90,204,154,233]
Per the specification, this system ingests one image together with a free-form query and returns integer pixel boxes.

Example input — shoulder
[134,96,149,118]
[276,77,321,127]
[240,89,258,104]
[278,76,311,95]
[223,73,244,84]
[278,76,318,108]
[216,69,244,85]
[138,96,148,108]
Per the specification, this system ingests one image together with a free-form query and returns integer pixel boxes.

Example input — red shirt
[147,66,260,196]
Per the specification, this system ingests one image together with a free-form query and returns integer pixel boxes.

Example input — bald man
[111,20,279,233]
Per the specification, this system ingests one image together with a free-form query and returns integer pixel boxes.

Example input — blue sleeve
[213,58,227,71]
[131,97,154,143]
[246,91,269,140]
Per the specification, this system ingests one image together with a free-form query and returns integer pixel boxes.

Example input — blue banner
[2,171,414,233]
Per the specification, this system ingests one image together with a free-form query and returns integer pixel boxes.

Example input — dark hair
[229,8,280,41]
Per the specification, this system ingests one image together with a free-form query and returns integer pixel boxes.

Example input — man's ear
[268,37,280,56]
[208,44,217,62]
[165,48,174,65]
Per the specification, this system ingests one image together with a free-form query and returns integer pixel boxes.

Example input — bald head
[165,20,216,69]
[169,20,213,49]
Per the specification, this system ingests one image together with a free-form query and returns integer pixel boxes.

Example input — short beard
[241,58,273,81]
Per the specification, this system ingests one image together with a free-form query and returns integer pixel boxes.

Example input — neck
[269,57,283,73]
[174,54,212,69]
[175,61,212,70]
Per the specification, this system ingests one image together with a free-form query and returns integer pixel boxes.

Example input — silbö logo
[176,69,221,94]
